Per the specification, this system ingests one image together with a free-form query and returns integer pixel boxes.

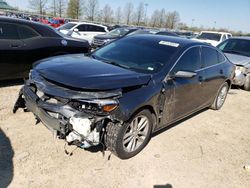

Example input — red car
[49,18,65,28]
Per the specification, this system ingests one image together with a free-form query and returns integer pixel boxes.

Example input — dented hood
[34,54,151,90]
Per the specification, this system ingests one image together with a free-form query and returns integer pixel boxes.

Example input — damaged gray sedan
[14,35,234,159]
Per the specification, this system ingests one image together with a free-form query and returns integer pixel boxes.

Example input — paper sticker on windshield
[159,41,179,47]
[147,67,154,71]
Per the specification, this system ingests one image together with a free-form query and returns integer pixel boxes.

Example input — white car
[58,22,109,44]
[192,31,232,46]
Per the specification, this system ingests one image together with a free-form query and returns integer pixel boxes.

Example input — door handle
[10,44,21,48]
[220,69,223,74]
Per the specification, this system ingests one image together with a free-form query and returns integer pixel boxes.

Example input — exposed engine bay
[13,70,122,149]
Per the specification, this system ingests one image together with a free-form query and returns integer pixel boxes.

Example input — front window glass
[171,47,201,73]
[217,39,250,57]
[197,32,222,41]
[92,37,180,73]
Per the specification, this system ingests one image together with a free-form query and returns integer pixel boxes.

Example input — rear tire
[105,109,153,159]
[243,73,250,91]
[210,82,229,110]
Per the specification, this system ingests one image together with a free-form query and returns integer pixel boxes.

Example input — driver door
[0,22,25,80]
[162,46,205,124]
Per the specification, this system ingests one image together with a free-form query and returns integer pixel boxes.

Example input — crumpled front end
[13,70,122,148]
[233,66,248,86]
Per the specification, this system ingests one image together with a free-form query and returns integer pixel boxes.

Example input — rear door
[200,46,227,105]
[16,24,42,77]
[0,22,24,80]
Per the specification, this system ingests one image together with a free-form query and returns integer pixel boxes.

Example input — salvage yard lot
[0,83,250,188]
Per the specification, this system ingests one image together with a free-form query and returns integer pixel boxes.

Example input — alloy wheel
[123,115,149,153]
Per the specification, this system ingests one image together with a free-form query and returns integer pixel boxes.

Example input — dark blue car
[14,35,235,159]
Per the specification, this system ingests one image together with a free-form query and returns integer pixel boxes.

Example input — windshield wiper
[105,61,131,69]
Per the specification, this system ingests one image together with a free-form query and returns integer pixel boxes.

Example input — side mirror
[73,28,79,32]
[175,71,197,78]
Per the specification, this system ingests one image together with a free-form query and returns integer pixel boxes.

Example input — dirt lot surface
[0,83,250,188]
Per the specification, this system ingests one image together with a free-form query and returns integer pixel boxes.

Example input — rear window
[202,47,219,67]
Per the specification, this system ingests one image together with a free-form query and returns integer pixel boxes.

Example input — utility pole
[144,3,148,24]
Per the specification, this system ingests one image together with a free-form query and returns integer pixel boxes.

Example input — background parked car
[0,17,90,80]
[128,28,159,36]
[174,31,198,39]
[193,31,232,46]
[92,27,138,48]
[128,29,179,37]
[217,37,250,91]
[58,22,109,44]
[156,31,179,37]
[48,17,65,28]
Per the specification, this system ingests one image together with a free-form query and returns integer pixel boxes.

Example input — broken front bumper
[233,70,246,86]
[16,85,70,135]
[13,76,122,148]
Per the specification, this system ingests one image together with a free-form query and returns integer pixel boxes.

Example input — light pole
[191,19,195,28]
[214,21,217,29]
[144,3,148,24]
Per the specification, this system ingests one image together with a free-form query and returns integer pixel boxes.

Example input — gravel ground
[0,82,250,188]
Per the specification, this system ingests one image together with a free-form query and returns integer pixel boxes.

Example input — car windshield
[92,36,180,73]
[217,38,250,57]
[109,28,130,36]
[59,23,76,30]
[197,32,222,41]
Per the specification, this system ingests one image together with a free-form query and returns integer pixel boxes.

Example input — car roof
[125,34,209,48]
[68,21,107,28]
[201,31,232,35]
[0,16,44,26]
[230,36,250,40]
[0,16,59,37]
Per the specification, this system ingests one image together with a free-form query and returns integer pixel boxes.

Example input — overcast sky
[6,0,250,33]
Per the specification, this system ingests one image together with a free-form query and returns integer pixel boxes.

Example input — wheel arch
[130,105,157,132]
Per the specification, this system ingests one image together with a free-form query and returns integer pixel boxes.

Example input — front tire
[243,73,250,91]
[210,82,229,110]
[105,109,153,159]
